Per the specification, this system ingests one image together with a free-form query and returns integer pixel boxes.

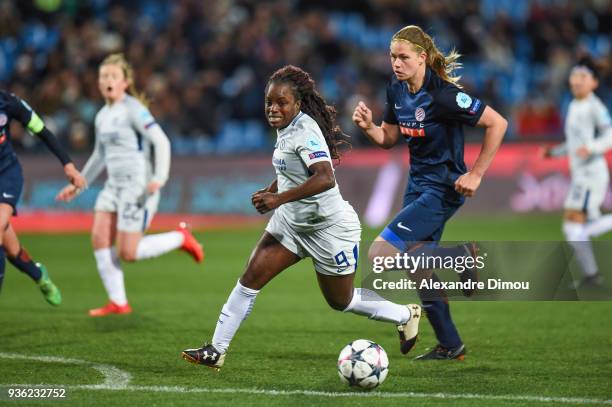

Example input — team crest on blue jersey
[415,107,426,122]
[456,92,472,109]
[0,113,7,127]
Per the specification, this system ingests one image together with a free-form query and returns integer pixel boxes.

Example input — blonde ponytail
[391,25,462,87]
[100,53,150,106]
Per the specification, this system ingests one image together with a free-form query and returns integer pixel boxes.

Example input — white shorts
[564,178,608,220]
[94,185,160,232]
[265,210,361,276]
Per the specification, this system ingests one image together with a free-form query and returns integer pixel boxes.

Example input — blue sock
[8,248,42,282]
[0,246,5,293]
[419,272,463,349]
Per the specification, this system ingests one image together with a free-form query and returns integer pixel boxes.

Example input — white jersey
[272,111,353,231]
[553,93,612,182]
[82,94,171,190]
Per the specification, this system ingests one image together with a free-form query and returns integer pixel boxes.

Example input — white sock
[135,231,184,260]
[343,288,410,324]
[584,214,612,238]
[94,248,128,305]
[212,281,259,354]
[563,222,598,277]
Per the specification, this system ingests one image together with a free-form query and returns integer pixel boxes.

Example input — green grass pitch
[1,213,611,406]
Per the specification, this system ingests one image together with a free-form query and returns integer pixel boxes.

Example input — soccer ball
[337,339,389,389]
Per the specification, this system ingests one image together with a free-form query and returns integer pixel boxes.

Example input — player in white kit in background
[543,57,612,287]
[181,65,421,370]
[57,54,204,316]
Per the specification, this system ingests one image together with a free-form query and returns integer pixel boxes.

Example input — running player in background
[542,57,612,288]
[181,65,421,370]
[0,90,86,305]
[57,53,203,317]
[353,25,507,360]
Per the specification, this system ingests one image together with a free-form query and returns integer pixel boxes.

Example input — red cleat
[88,301,132,317]
[177,222,204,263]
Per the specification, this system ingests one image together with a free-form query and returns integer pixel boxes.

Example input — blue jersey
[0,91,40,172]
[383,68,486,202]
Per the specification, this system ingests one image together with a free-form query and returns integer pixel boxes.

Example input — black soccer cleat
[459,243,479,297]
[415,344,467,361]
[397,304,421,354]
[181,343,225,370]
[570,273,604,289]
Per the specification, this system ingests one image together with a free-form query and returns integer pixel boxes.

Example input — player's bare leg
[310,239,419,355]
[0,203,13,293]
[116,226,203,263]
[182,232,299,369]
[4,224,61,305]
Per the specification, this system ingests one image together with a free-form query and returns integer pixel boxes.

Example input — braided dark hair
[267,65,348,159]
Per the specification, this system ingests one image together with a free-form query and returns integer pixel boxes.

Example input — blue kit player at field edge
[0,90,86,305]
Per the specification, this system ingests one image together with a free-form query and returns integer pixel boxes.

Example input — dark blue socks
[8,248,42,282]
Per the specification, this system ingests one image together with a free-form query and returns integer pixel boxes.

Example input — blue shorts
[381,188,462,251]
[0,162,23,215]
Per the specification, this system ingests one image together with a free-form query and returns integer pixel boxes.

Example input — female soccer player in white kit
[57,54,203,316]
[182,65,421,369]
[543,57,612,287]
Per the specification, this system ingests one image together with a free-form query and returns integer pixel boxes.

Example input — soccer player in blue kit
[0,90,86,304]
[353,25,507,360]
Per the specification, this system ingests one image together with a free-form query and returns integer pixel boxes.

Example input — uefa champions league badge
[415,107,426,122]
[456,92,472,109]
[0,113,7,127]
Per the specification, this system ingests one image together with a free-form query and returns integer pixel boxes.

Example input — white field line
[0,352,131,389]
[1,353,610,405]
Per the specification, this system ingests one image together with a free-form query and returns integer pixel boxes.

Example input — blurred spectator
[0,0,609,154]
[515,97,563,139]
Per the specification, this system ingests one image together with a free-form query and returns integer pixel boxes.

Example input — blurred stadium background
[0,0,611,231]
[2,2,612,404]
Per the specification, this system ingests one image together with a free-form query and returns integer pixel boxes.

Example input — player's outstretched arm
[455,106,507,197]
[63,162,86,190]
[56,132,106,202]
[352,101,399,149]
[8,93,87,190]
[36,127,87,189]
[251,163,334,214]
[56,184,80,202]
